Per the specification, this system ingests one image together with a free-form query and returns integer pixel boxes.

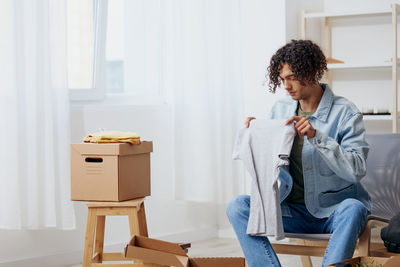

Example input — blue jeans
[226,195,368,267]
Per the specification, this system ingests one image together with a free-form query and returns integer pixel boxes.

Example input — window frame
[68,0,107,102]
[68,0,166,106]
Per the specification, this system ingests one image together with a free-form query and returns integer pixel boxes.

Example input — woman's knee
[226,195,250,220]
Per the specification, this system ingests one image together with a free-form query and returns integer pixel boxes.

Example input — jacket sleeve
[308,112,369,183]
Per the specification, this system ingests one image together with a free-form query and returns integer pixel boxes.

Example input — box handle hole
[85,157,103,163]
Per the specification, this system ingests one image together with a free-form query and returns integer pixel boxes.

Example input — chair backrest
[361,134,400,220]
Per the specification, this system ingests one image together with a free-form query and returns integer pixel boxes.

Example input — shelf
[363,113,400,121]
[328,62,391,70]
[363,115,392,121]
[326,57,344,64]
[304,9,391,19]
[327,59,400,70]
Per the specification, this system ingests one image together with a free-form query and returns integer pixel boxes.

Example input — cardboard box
[125,235,246,267]
[189,257,246,267]
[71,141,153,201]
[329,256,400,267]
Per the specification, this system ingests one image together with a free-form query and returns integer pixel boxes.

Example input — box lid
[125,235,189,267]
[124,236,247,267]
[71,141,153,156]
[189,257,246,267]
[329,256,400,267]
[385,256,400,267]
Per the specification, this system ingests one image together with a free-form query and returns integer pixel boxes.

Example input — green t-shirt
[286,106,315,205]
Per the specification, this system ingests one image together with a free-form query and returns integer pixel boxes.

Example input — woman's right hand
[245,117,256,128]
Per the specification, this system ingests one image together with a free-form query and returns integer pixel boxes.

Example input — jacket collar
[290,83,334,122]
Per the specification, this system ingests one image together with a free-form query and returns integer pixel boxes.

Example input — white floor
[66,237,323,267]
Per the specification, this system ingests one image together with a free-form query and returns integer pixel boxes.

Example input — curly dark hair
[267,39,327,93]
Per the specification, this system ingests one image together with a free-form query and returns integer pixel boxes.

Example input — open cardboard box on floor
[125,235,247,267]
[328,256,400,267]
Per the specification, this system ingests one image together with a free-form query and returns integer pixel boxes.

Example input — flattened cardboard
[385,256,400,267]
[128,235,187,256]
[125,235,246,267]
[328,256,400,267]
[189,257,245,267]
[71,142,152,201]
[125,235,189,267]
[127,246,188,267]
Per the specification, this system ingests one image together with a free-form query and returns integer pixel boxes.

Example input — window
[68,0,106,101]
[67,0,94,89]
[67,0,164,104]
[105,0,124,94]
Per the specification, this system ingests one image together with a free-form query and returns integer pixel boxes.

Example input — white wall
[241,1,286,119]
[285,0,324,42]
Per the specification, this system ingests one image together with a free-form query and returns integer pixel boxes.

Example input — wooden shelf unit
[302,4,400,133]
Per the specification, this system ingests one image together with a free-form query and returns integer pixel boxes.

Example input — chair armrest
[367,215,389,224]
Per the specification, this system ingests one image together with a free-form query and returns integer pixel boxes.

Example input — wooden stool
[82,197,153,267]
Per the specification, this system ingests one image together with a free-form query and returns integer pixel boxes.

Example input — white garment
[233,119,295,240]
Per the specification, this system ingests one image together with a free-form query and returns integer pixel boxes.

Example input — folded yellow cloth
[83,130,141,145]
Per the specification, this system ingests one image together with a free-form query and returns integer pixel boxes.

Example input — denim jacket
[269,84,371,218]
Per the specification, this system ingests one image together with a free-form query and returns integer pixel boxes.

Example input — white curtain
[170,0,246,203]
[125,0,245,203]
[0,0,74,229]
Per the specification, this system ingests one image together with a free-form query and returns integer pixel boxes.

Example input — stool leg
[137,202,148,237]
[94,215,106,263]
[128,208,142,236]
[128,207,148,265]
[83,208,96,267]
